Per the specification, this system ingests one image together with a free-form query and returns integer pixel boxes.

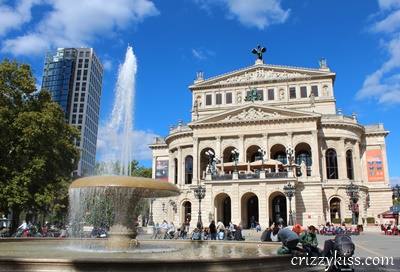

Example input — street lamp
[205,150,215,174]
[283,182,296,226]
[231,149,239,172]
[285,145,295,176]
[393,184,400,202]
[148,198,156,226]
[193,185,206,228]
[346,181,360,225]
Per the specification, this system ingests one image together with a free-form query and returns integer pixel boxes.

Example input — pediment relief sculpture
[223,107,280,122]
[216,69,311,85]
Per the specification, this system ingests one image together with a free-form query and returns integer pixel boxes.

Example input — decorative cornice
[190,115,320,129]
[190,64,335,91]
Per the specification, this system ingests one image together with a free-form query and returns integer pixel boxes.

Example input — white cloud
[96,124,159,162]
[103,59,113,71]
[195,0,289,29]
[357,1,400,105]
[191,48,215,60]
[0,0,42,36]
[378,0,400,10]
[1,0,159,56]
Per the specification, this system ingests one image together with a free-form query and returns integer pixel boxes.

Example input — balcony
[209,170,289,181]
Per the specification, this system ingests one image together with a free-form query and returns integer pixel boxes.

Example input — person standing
[209,220,217,240]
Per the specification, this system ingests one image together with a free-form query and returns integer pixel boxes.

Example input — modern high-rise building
[41,48,103,176]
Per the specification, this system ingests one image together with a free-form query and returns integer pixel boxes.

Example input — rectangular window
[226,92,232,104]
[311,85,319,97]
[300,86,307,98]
[257,89,264,100]
[206,94,212,106]
[289,87,296,99]
[216,93,222,105]
[268,89,274,100]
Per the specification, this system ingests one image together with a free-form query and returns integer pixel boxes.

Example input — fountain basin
[68,176,180,250]
[0,239,294,272]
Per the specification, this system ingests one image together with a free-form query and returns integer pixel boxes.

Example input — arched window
[295,143,312,176]
[174,158,178,184]
[346,150,354,180]
[270,144,287,164]
[185,156,193,184]
[326,149,338,179]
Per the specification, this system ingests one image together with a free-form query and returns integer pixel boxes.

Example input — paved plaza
[138,230,400,271]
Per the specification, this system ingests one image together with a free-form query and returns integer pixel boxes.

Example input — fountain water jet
[68,46,179,251]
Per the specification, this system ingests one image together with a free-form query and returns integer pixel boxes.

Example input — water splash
[100,46,137,176]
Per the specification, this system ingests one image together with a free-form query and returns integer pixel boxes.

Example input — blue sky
[0,0,399,184]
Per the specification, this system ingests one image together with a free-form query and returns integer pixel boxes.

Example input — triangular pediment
[190,104,321,126]
[190,63,335,89]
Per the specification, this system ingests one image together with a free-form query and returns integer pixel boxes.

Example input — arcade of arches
[180,192,294,229]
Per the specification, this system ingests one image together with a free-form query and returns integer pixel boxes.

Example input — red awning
[379,210,397,219]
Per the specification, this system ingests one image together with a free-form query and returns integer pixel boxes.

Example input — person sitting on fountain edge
[277,224,303,254]
[299,225,319,256]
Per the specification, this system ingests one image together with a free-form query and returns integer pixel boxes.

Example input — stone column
[231,183,240,225]
[287,132,293,147]
[354,141,361,182]
[168,151,174,182]
[321,146,327,181]
[152,156,157,179]
[263,133,269,158]
[338,138,347,180]
[311,130,319,178]
[215,136,221,159]
[238,135,245,162]
[178,147,183,185]
[193,137,199,184]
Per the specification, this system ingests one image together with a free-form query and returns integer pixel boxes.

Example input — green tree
[0,60,79,230]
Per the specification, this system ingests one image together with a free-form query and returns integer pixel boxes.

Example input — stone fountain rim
[69,175,180,196]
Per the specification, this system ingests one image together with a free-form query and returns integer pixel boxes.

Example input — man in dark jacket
[277,227,299,252]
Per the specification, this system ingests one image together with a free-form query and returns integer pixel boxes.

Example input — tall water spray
[103,46,137,176]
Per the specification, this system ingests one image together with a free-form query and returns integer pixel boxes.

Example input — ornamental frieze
[223,107,280,121]
[217,69,311,84]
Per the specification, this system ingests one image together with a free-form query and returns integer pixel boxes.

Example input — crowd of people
[380,222,400,235]
[152,220,245,241]
[0,220,68,238]
[318,222,362,235]
[260,220,355,259]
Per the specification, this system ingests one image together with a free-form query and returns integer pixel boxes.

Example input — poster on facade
[366,149,385,181]
[155,160,169,181]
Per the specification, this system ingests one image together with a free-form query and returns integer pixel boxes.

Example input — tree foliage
[0,60,79,227]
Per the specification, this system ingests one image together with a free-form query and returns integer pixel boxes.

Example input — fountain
[0,46,290,272]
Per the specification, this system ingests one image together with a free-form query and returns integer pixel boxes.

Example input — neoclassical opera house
[149,49,392,228]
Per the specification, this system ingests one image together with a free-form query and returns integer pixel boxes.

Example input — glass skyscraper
[41,48,103,176]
